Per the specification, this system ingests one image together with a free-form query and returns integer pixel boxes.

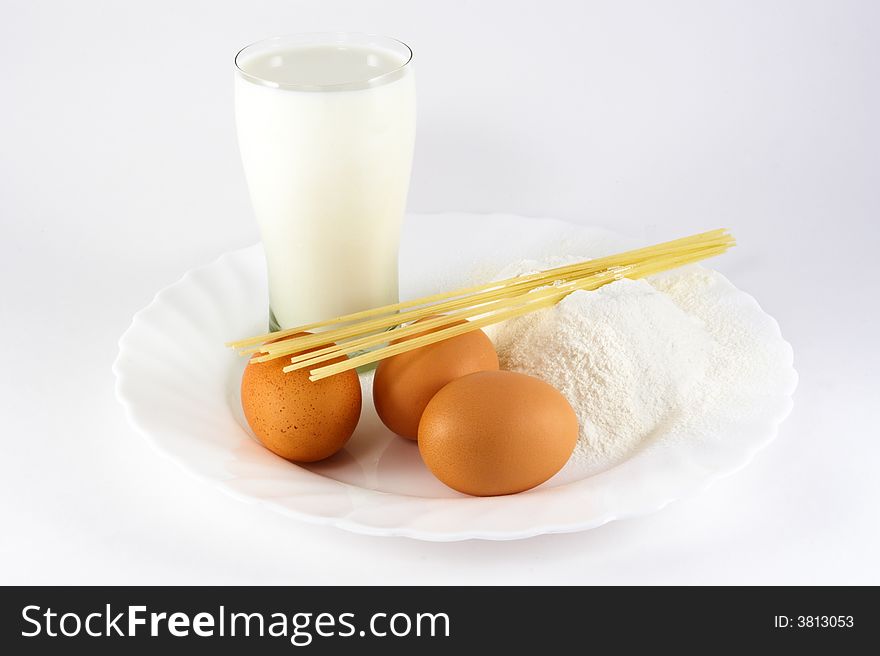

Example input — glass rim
[234,32,413,92]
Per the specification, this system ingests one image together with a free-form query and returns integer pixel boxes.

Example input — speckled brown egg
[373,321,499,440]
[241,333,361,462]
[418,370,578,496]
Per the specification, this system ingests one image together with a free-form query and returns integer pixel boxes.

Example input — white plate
[113,213,797,541]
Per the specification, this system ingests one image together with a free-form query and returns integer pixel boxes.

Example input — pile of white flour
[486,257,783,474]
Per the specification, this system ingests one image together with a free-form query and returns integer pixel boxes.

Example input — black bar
[0,586,872,653]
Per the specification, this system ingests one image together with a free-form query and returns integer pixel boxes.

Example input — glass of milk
[234,33,416,331]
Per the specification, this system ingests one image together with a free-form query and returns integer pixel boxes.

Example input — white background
[2,0,878,584]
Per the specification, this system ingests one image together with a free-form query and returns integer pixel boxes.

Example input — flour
[491,274,713,472]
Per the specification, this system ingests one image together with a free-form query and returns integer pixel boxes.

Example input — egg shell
[418,370,578,496]
[241,334,362,462]
[373,322,499,439]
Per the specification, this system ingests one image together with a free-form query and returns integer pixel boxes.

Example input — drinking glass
[234,33,416,331]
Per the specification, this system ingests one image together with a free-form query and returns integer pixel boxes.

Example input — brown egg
[241,333,361,462]
[418,370,578,496]
[373,321,499,439]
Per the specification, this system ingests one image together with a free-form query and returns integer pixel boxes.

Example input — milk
[235,39,416,330]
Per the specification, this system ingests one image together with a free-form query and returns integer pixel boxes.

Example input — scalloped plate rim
[112,213,797,541]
